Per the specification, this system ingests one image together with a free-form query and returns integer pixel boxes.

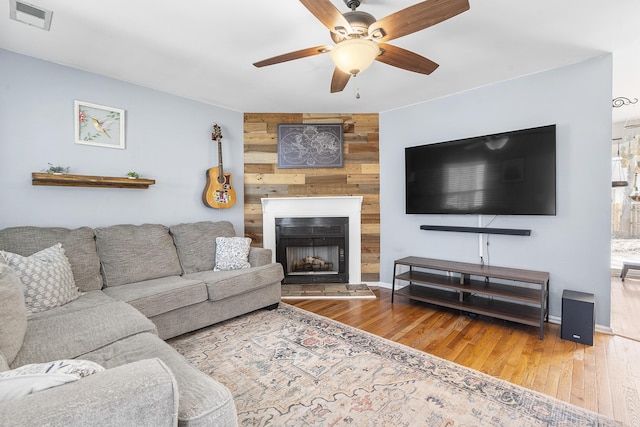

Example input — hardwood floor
[288,287,640,426]
[611,275,640,341]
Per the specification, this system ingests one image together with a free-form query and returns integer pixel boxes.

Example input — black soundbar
[420,225,531,236]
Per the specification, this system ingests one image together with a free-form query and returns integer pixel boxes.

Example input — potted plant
[44,163,70,174]
[127,171,140,179]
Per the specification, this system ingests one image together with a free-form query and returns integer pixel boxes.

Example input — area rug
[281,283,376,299]
[168,304,618,427]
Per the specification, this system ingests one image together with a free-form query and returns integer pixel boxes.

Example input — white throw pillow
[214,237,252,271]
[1,243,80,314]
[0,359,104,403]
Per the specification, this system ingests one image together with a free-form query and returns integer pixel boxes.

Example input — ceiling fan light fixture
[330,38,379,75]
[369,28,386,40]
[334,26,349,36]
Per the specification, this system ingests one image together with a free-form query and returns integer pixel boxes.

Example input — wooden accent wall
[243,113,380,282]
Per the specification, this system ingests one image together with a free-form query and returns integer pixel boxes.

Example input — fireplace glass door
[276,217,348,284]
[286,240,341,276]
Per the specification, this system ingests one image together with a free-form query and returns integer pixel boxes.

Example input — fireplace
[276,217,348,284]
[261,196,363,284]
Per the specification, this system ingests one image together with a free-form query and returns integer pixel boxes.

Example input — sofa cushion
[185,263,284,302]
[0,358,179,427]
[0,226,102,292]
[0,258,9,372]
[25,290,115,321]
[214,237,251,271]
[95,224,182,287]
[82,333,237,427]
[0,359,104,403]
[11,296,157,368]
[248,247,274,267]
[102,276,208,318]
[0,264,27,367]
[2,244,80,314]
[169,221,236,274]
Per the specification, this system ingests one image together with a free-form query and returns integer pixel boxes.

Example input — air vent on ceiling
[9,0,53,31]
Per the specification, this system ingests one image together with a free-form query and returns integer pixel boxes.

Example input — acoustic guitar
[202,124,236,208]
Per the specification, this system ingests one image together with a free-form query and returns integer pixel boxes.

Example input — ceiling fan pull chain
[354,75,360,99]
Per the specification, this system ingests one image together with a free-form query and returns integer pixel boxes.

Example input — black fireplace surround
[275,217,348,284]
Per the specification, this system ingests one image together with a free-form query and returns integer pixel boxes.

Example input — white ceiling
[2,0,640,122]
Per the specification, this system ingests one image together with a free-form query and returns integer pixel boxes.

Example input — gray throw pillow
[0,264,27,367]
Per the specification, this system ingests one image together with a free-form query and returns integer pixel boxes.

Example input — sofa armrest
[248,247,273,267]
[0,358,178,427]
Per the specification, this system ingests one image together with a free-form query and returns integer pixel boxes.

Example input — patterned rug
[281,283,376,299]
[168,304,618,427]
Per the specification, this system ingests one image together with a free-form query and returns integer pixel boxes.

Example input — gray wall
[380,55,613,326]
[1,48,614,326]
[0,49,245,232]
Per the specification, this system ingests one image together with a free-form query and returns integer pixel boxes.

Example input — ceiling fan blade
[330,68,351,93]
[253,45,332,68]
[376,44,439,75]
[368,0,469,43]
[300,0,353,36]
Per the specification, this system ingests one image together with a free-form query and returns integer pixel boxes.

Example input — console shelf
[392,256,549,339]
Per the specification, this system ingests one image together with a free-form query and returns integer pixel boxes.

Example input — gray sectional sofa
[0,220,284,426]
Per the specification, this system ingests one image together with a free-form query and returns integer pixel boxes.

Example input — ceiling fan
[253,0,470,93]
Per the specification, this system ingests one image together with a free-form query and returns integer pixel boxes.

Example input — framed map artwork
[277,124,343,168]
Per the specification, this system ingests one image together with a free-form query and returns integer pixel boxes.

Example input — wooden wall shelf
[32,173,156,189]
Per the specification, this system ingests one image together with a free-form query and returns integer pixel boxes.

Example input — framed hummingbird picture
[74,100,125,149]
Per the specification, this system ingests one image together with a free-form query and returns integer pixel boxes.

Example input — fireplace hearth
[276,217,348,284]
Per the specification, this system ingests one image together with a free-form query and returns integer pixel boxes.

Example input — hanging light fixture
[612,139,628,187]
[612,157,628,187]
[630,173,640,201]
[330,38,379,76]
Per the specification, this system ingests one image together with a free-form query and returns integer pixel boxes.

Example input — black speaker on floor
[561,290,595,346]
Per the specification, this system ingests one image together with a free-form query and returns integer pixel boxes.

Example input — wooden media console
[392,256,549,339]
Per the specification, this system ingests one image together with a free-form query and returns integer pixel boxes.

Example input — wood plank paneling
[244,152,278,164]
[244,173,305,185]
[244,113,380,281]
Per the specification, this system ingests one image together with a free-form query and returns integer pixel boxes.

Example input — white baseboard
[365,281,393,289]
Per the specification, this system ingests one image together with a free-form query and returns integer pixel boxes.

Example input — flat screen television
[405,124,556,215]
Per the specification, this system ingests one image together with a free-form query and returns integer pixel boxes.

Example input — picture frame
[74,100,125,149]
[277,123,343,168]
